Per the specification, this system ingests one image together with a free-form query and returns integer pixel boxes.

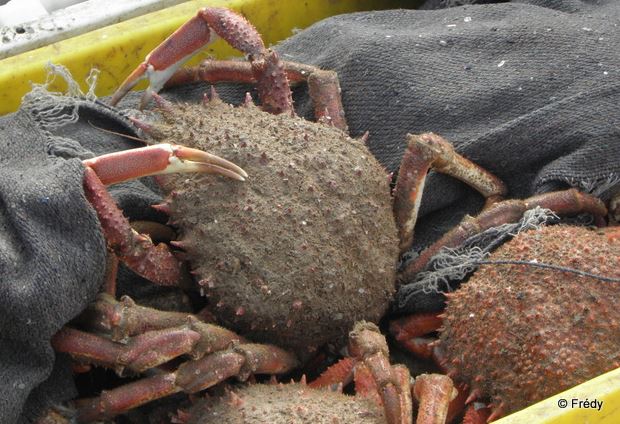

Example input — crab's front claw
[109,7,265,108]
[83,143,247,186]
[82,144,246,285]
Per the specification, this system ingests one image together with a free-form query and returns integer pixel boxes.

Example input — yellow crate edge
[0,0,406,115]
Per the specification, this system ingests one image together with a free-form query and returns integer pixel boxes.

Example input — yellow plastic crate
[0,0,409,115]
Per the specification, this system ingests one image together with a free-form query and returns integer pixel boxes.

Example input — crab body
[187,383,387,424]
[86,8,504,358]
[439,224,620,416]
[153,98,398,354]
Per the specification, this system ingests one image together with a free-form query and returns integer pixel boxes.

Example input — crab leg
[392,133,608,281]
[309,357,356,389]
[350,323,413,424]
[390,313,442,341]
[73,343,298,421]
[83,167,181,285]
[413,374,458,424]
[393,133,507,255]
[110,8,263,108]
[82,144,246,285]
[390,313,443,360]
[75,373,180,423]
[102,251,119,295]
[80,294,230,344]
[311,322,413,424]
[167,59,348,131]
[55,297,297,422]
[390,315,480,422]
[399,188,607,281]
[52,326,201,375]
[109,7,294,116]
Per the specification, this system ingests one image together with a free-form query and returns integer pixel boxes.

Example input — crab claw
[83,143,247,186]
[109,7,265,108]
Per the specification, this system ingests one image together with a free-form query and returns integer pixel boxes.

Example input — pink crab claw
[81,144,246,285]
[109,7,265,108]
[83,143,247,186]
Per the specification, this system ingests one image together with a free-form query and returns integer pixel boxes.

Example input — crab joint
[413,374,458,424]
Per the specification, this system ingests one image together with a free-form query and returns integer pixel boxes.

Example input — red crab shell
[439,224,620,415]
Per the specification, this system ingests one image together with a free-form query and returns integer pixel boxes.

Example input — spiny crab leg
[399,187,608,282]
[83,143,247,185]
[109,7,294,116]
[390,316,471,422]
[166,59,348,131]
[52,326,202,376]
[83,167,180,285]
[69,341,297,422]
[110,8,263,108]
[310,322,413,424]
[393,133,507,255]
[80,293,220,342]
[76,343,297,422]
[53,296,298,422]
[392,133,608,281]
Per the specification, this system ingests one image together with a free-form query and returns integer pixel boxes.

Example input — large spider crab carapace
[48,6,618,424]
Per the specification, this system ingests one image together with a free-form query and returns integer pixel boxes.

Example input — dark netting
[1,1,619,421]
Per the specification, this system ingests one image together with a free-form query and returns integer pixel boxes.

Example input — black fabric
[2,0,619,422]
[0,108,105,423]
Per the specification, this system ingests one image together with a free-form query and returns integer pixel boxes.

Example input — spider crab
[390,172,618,421]
[47,7,417,423]
[72,8,507,358]
[391,223,619,422]
[49,6,617,423]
